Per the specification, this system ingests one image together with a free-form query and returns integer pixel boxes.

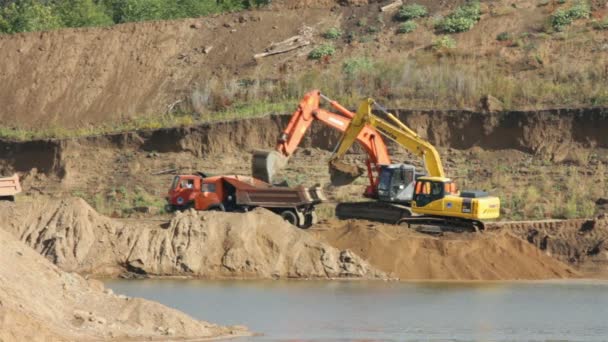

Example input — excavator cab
[376,164,418,203]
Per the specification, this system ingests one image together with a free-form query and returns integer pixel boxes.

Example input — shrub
[395,4,428,21]
[496,31,511,41]
[308,44,335,60]
[432,35,456,50]
[323,27,342,39]
[342,57,374,78]
[551,1,591,31]
[435,1,481,33]
[397,21,417,33]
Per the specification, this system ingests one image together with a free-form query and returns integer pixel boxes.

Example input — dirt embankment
[1,108,607,179]
[0,197,581,281]
[313,220,579,280]
[488,218,608,277]
[0,227,249,341]
[0,9,333,129]
[0,197,386,279]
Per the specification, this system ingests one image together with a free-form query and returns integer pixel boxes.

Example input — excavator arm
[252,90,391,195]
[331,98,445,178]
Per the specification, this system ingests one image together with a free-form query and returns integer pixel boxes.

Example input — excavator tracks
[335,201,484,234]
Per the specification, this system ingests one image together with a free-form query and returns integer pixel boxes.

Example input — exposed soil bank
[312,220,579,280]
[0,198,385,279]
[488,218,608,277]
[0,197,582,281]
[0,227,249,341]
[1,108,607,178]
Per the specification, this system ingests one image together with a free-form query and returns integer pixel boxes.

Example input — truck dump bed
[224,176,325,208]
[0,174,22,199]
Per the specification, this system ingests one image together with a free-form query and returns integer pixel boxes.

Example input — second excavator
[253,90,500,231]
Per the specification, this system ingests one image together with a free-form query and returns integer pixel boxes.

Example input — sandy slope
[0,197,386,279]
[0,196,582,281]
[0,228,249,341]
[312,220,579,280]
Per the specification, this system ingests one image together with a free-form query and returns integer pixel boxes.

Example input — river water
[106,279,608,342]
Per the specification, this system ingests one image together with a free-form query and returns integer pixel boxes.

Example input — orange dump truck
[0,174,22,201]
[166,173,325,228]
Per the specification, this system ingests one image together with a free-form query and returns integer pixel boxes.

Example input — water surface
[106,279,608,342]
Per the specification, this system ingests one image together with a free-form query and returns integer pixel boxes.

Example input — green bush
[397,21,417,33]
[432,35,456,50]
[496,31,511,41]
[308,44,335,60]
[435,1,481,33]
[395,4,428,21]
[342,57,374,78]
[323,27,342,39]
[551,1,590,31]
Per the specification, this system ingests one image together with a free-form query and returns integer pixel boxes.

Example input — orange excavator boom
[252,90,391,197]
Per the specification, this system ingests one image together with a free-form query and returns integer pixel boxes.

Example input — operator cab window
[415,180,445,206]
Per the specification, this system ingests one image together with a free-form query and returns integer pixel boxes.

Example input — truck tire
[280,210,299,227]
[301,212,317,229]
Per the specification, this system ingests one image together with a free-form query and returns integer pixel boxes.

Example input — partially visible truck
[166,173,325,229]
[0,174,22,201]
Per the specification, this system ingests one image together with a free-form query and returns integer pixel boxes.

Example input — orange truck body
[166,173,325,228]
[0,174,21,200]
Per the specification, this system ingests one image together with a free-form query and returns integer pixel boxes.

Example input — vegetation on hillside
[0,0,270,34]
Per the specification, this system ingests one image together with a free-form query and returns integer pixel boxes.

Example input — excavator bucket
[251,149,288,184]
[329,159,365,186]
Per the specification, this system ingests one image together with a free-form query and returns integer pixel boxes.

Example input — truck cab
[166,175,203,211]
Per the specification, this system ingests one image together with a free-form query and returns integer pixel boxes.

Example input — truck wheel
[300,212,317,229]
[280,210,299,227]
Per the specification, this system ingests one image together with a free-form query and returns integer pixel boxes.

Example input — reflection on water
[105,279,608,342]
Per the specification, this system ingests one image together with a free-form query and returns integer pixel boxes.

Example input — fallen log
[381,0,403,12]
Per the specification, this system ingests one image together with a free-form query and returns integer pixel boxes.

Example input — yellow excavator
[330,98,500,232]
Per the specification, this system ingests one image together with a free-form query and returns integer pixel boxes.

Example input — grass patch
[592,18,608,30]
[432,35,456,50]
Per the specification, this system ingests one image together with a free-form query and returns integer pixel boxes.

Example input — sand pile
[0,197,385,279]
[0,228,248,341]
[313,220,579,280]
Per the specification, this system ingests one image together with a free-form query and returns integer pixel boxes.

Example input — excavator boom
[331,99,445,178]
[252,90,391,196]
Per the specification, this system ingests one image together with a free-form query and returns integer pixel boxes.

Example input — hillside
[0,0,606,134]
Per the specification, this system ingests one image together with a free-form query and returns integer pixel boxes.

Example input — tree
[0,1,62,33]
[54,0,113,27]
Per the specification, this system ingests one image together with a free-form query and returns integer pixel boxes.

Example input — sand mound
[0,197,385,279]
[0,228,247,341]
[313,220,579,280]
